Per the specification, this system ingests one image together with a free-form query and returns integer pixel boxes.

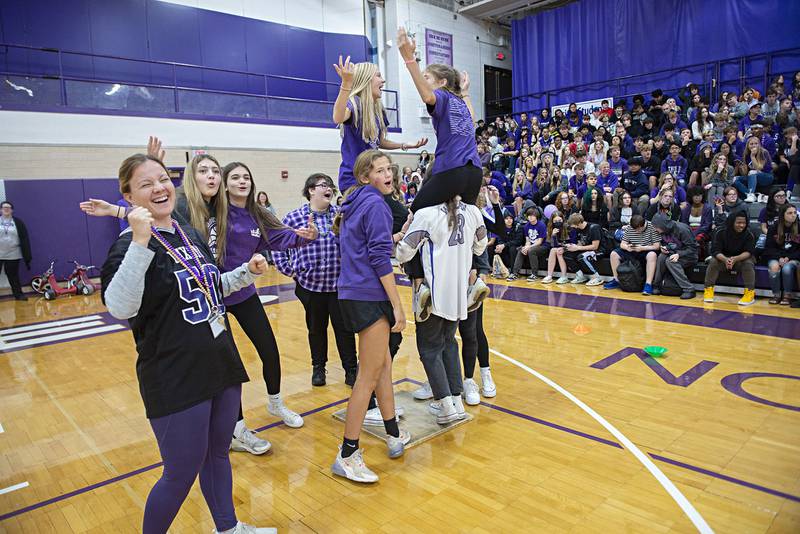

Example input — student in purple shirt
[607,146,628,178]
[273,173,358,388]
[332,56,427,191]
[661,142,689,187]
[331,150,409,483]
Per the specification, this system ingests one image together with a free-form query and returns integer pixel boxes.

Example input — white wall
[382,0,511,153]
[158,0,365,34]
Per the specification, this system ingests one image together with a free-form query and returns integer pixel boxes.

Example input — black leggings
[409,162,483,213]
[227,293,282,422]
[459,304,490,379]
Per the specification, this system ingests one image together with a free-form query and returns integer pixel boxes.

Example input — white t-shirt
[396,202,487,321]
[0,217,22,260]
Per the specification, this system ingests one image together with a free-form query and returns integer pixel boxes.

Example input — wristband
[404,58,417,64]
[340,85,352,91]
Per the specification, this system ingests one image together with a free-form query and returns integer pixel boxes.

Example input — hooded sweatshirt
[337,185,394,301]
[651,213,698,261]
[712,214,755,257]
[621,169,649,198]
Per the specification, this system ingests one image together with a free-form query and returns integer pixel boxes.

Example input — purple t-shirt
[338,96,388,191]
[428,89,480,175]
[524,220,547,245]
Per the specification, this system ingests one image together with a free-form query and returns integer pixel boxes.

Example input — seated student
[735,136,775,203]
[588,135,608,167]
[596,161,619,207]
[763,204,800,305]
[713,185,747,228]
[492,210,523,276]
[618,156,651,213]
[681,186,713,255]
[607,145,629,177]
[661,142,689,188]
[639,145,662,189]
[702,153,736,205]
[576,172,597,207]
[703,211,756,306]
[507,206,548,282]
[651,213,699,299]
[608,191,641,239]
[541,211,571,284]
[758,188,791,249]
[604,214,661,294]
[405,182,418,206]
[564,213,605,286]
[553,190,578,217]
[688,141,715,188]
[650,172,687,208]
[581,187,609,229]
[481,165,510,204]
[568,162,588,198]
[775,126,799,196]
[646,188,681,221]
[395,197,487,424]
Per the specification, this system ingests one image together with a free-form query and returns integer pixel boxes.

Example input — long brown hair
[547,210,569,241]
[179,154,228,263]
[776,204,799,245]
[222,162,285,263]
[333,150,392,234]
[425,64,462,96]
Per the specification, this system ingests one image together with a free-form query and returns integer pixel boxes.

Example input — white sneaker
[541,275,554,284]
[413,381,433,400]
[363,405,406,426]
[213,521,277,534]
[386,428,412,458]
[268,401,304,428]
[480,367,497,398]
[428,397,460,424]
[230,428,272,455]
[451,395,467,419]
[462,378,480,406]
[414,282,432,322]
[556,276,570,284]
[331,447,378,483]
[571,273,589,284]
[745,193,755,203]
[467,278,491,312]
[586,275,603,286]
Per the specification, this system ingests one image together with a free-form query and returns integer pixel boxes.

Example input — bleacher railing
[488,46,800,121]
[0,43,400,130]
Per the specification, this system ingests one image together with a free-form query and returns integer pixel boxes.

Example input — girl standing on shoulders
[331,150,409,483]
[332,56,427,192]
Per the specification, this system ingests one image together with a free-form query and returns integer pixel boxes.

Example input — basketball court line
[482,345,714,533]
[0,482,29,496]
[2,377,797,523]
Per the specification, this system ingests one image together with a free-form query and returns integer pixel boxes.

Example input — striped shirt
[273,203,340,293]
[622,221,661,247]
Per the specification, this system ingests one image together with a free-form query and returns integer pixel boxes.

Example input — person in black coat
[0,201,32,300]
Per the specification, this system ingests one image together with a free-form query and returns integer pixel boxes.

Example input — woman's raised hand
[397,27,416,62]
[333,55,355,86]
[79,198,118,218]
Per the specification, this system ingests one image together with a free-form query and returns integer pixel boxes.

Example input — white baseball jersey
[396,202,487,321]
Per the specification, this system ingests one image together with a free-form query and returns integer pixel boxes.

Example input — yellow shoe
[738,288,756,306]
[703,287,714,303]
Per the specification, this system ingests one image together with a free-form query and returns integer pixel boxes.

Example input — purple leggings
[143,384,241,534]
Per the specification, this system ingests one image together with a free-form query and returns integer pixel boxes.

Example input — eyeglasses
[312,183,332,190]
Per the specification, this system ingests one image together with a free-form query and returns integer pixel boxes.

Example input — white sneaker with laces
[571,272,589,284]
[363,405,406,426]
[462,378,480,406]
[268,401,304,428]
[386,428,412,458]
[556,276,570,284]
[451,395,467,419]
[467,278,491,312]
[586,275,603,286]
[230,428,272,455]
[541,275,554,284]
[428,397,460,424]
[331,447,378,483]
[745,193,755,203]
[213,521,277,533]
[480,367,497,398]
[413,381,433,400]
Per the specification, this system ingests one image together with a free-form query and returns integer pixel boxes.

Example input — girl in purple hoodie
[332,149,410,483]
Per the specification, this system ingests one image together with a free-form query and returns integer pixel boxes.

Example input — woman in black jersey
[101,154,274,534]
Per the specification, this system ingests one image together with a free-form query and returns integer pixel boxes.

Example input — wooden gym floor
[0,269,798,533]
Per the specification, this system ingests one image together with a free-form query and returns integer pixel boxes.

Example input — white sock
[268,393,281,405]
[233,419,247,439]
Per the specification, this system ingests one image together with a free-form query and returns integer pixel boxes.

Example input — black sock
[383,417,399,438]
[367,393,377,411]
[341,437,359,458]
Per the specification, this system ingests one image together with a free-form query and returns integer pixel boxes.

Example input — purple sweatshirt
[222,204,309,306]
[337,185,394,301]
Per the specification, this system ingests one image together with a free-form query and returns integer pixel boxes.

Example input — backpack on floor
[660,271,684,296]
[617,260,644,292]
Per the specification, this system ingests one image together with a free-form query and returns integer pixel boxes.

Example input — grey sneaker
[413,381,433,400]
[467,278,490,312]
[571,273,589,284]
[332,447,378,483]
[230,428,271,455]
[386,428,412,458]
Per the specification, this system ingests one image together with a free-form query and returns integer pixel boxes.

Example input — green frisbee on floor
[644,346,668,357]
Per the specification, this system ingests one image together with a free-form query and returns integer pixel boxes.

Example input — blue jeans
[768,259,799,297]
[734,172,774,195]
